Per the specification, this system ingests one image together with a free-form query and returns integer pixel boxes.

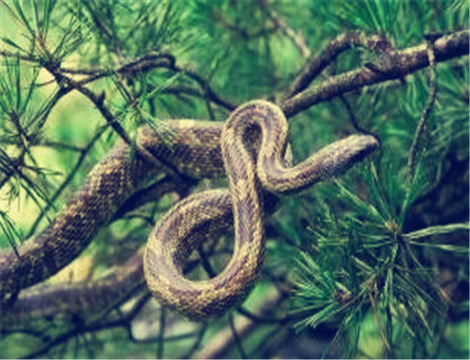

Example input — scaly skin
[1,100,378,319]
[144,101,378,319]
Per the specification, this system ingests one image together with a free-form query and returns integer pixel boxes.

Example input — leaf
[403,223,469,240]
[1,37,27,53]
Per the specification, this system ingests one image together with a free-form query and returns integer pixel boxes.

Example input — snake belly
[144,100,379,320]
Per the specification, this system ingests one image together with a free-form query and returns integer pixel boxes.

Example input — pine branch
[280,30,469,117]
[283,31,393,99]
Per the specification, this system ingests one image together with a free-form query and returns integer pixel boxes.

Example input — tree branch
[280,30,469,118]
[284,31,393,99]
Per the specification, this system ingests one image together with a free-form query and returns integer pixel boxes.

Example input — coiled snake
[0,100,378,320]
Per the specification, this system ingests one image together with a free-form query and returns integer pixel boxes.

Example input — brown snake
[0,100,378,320]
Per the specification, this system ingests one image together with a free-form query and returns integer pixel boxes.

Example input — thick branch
[284,31,392,99]
[280,30,469,118]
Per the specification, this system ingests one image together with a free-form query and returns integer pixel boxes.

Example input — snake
[3,249,145,325]
[0,100,378,320]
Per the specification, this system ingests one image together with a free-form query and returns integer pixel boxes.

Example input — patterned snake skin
[0,100,378,320]
[144,100,378,319]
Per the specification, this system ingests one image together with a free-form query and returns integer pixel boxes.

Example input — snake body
[144,101,378,319]
[0,120,225,307]
[0,100,378,319]
[3,250,145,325]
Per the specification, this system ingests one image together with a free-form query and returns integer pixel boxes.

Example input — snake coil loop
[144,101,378,319]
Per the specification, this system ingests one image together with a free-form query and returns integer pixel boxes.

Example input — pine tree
[1,1,468,358]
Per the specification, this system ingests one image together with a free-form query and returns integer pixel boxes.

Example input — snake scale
[0,100,378,320]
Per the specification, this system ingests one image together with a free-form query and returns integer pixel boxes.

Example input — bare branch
[280,30,469,118]
[284,31,392,99]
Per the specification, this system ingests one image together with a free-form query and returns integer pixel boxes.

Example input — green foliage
[0,0,468,358]
[286,2,469,358]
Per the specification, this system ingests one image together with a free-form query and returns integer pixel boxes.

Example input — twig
[338,94,377,137]
[212,7,277,40]
[229,313,247,359]
[182,324,208,359]
[0,87,72,191]
[22,291,153,359]
[194,286,284,359]
[26,126,108,238]
[407,36,438,176]
[263,4,311,59]
[60,53,175,80]
[157,311,166,359]
[112,175,196,220]
[236,306,289,324]
[57,75,190,188]
[173,65,238,111]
